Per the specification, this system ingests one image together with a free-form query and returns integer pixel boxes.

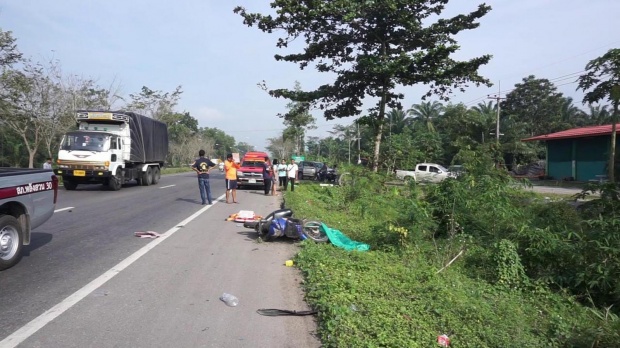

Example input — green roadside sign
[292,155,305,162]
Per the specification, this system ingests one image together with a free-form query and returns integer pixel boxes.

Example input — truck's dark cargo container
[125,112,169,164]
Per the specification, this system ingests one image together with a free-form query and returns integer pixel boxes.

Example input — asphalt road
[0,172,319,348]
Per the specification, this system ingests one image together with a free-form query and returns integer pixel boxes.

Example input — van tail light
[51,175,59,204]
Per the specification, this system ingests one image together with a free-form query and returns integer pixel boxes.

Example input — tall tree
[280,81,316,154]
[407,101,444,132]
[266,136,294,160]
[578,48,620,182]
[0,29,22,68]
[0,61,50,168]
[501,75,565,136]
[126,85,183,120]
[235,1,492,171]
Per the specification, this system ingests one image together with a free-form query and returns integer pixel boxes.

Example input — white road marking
[54,207,74,213]
[0,193,226,348]
[159,185,176,189]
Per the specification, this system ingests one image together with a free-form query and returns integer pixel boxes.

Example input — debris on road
[220,293,239,307]
[134,231,161,238]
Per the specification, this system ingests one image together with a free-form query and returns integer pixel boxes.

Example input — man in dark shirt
[262,156,272,195]
[192,149,216,205]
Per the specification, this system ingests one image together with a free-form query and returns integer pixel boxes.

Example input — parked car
[395,163,453,183]
[299,161,324,180]
[0,168,58,270]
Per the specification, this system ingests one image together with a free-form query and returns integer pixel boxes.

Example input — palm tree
[407,101,444,132]
[386,109,408,135]
[471,101,497,143]
[587,104,611,125]
[558,97,587,126]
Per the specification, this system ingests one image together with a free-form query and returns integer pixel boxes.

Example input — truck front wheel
[63,177,78,190]
[0,215,23,271]
[108,169,122,191]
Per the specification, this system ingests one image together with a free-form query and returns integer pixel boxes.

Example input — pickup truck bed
[0,168,58,270]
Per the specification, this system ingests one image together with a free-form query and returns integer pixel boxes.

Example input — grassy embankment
[284,166,619,347]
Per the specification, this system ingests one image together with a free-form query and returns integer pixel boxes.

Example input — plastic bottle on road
[220,293,239,307]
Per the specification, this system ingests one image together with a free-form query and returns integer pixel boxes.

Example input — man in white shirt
[278,159,288,189]
[286,159,299,191]
[43,158,53,169]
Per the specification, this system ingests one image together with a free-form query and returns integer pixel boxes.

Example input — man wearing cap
[192,149,216,205]
[224,153,241,204]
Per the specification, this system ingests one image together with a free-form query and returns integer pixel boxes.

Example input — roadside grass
[161,166,193,175]
[284,175,618,347]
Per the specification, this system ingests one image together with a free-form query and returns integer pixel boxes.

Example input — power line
[465,69,589,107]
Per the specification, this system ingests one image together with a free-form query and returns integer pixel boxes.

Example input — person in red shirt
[224,153,241,204]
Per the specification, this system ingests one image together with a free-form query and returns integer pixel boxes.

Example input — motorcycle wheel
[302,220,328,242]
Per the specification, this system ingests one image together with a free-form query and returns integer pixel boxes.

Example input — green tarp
[320,223,370,251]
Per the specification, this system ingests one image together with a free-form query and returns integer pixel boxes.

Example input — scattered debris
[256,308,318,316]
[437,334,450,347]
[225,210,262,222]
[134,231,161,238]
[285,260,294,267]
[220,293,239,307]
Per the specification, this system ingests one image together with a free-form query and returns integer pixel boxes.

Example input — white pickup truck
[0,168,58,270]
[395,163,454,183]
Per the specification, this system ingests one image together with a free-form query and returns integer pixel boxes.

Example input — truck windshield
[242,161,264,167]
[61,132,110,152]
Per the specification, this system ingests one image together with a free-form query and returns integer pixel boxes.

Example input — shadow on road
[175,197,202,204]
[22,232,53,256]
[236,230,298,244]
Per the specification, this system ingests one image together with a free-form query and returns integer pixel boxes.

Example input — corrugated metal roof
[522,123,620,142]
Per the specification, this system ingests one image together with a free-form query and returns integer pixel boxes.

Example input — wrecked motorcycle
[243,208,328,242]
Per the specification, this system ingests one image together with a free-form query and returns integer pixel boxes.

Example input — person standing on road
[192,149,216,205]
[287,159,298,191]
[278,159,288,189]
[263,156,273,195]
[43,158,53,169]
[224,154,241,204]
[271,159,279,195]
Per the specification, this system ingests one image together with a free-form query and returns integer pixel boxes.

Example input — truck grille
[58,161,108,170]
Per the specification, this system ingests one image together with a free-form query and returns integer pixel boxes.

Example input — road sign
[292,156,304,162]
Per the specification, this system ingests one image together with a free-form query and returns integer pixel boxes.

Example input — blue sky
[1,0,619,151]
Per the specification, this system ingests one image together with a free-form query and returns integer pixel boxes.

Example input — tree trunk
[610,99,618,182]
[372,84,388,172]
[372,108,384,173]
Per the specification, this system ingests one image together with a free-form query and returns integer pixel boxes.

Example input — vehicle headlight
[237,171,244,176]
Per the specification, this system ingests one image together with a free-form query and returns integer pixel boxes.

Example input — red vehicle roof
[522,123,620,142]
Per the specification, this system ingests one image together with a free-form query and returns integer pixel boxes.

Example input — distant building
[522,124,620,181]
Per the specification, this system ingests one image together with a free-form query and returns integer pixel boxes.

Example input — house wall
[547,136,611,181]
[547,140,573,180]
[575,137,608,181]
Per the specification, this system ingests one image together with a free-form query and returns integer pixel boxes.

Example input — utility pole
[357,122,361,164]
[488,81,506,144]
